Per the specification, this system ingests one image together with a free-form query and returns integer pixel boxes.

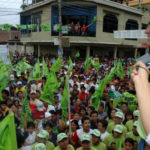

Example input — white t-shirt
[18,146,32,150]
[25,131,36,145]
[77,128,93,141]
[101,131,109,141]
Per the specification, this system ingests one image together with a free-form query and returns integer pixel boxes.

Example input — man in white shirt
[97,120,109,141]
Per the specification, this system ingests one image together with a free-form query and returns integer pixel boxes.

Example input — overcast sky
[0,0,32,26]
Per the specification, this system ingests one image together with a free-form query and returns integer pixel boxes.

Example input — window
[125,19,138,40]
[103,14,118,33]
[32,13,42,32]
[125,19,138,30]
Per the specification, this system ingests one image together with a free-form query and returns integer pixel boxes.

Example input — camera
[136,52,150,81]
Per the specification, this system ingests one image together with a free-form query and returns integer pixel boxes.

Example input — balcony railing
[0,31,20,42]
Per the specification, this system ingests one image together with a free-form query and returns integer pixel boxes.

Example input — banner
[114,30,147,39]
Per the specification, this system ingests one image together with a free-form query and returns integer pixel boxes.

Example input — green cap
[57,133,68,142]
[35,143,46,150]
[92,129,101,137]
[133,110,140,117]
[81,134,90,142]
[133,121,138,127]
[37,130,49,139]
[115,111,124,119]
[113,124,123,133]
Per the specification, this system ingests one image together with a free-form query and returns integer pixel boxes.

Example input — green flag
[116,139,122,150]
[91,59,100,71]
[20,92,33,128]
[75,51,80,58]
[84,55,90,73]
[68,57,73,74]
[42,57,49,77]
[91,76,107,110]
[40,71,59,104]
[61,76,69,121]
[113,92,138,111]
[14,59,32,72]
[50,57,62,72]
[0,62,10,101]
[0,113,17,150]
[28,59,41,81]
[116,60,125,79]
[92,16,98,23]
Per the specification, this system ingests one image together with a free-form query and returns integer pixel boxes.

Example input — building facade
[20,0,149,58]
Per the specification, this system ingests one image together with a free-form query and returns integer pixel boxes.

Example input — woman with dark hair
[70,119,80,148]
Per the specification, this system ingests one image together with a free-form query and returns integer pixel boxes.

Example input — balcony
[123,0,150,7]
[0,31,20,42]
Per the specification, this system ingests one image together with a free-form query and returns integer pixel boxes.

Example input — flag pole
[67,74,71,137]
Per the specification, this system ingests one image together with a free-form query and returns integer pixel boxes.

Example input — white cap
[17,81,22,85]
[45,112,51,118]
[36,101,45,112]
[10,74,14,80]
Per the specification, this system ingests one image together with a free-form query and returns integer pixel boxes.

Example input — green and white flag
[0,113,17,150]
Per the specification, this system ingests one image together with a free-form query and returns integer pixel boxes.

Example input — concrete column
[86,46,90,57]
[23,44,26,54]
[113,46,117,59]
[38,45,40,57]
[145,47,149,54]
[134,48,138,58]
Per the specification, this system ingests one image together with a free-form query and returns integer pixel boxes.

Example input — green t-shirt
[77,147,96,150]
[125,120,133,132]
[126,131,141,143]
[91,142,107,150]
[107,122,127,136]
[32,141,55,150]
[54,144,74,150]
[103,133,125,146]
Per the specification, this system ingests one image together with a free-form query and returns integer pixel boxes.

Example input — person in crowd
[126,121,141,147]
[77,134,96,150]
[91,129,107,150]
[122,138,135,150]
[107,111,127,135]
[54,133,74,150]
[43,121,57,146]
[125,110,139,132]
[72,116,93,145]
[104,124,125,149]
[90,111,99,129]
[97,120,109,141]
[32,129,55,150]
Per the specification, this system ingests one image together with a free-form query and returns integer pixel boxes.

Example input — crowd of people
[0,52,144,150]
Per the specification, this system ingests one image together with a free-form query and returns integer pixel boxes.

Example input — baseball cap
[115,111,124,119]
[113,125,123,134]
[37,130,49,139]
[45,112,51,118]
[92,129,101,137]
[10,74,14,80]
[57,133,68,142]
[35,143,46,150]
[36,101,45,112]
[17,81,22,85]
[81,134,90,142]
[133,121,138,127]
[133,110,140,117]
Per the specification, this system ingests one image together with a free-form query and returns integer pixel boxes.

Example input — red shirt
[81,26,87,32]
[78,92,88,102]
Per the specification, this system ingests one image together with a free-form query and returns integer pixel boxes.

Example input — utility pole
[58,0,63,56]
